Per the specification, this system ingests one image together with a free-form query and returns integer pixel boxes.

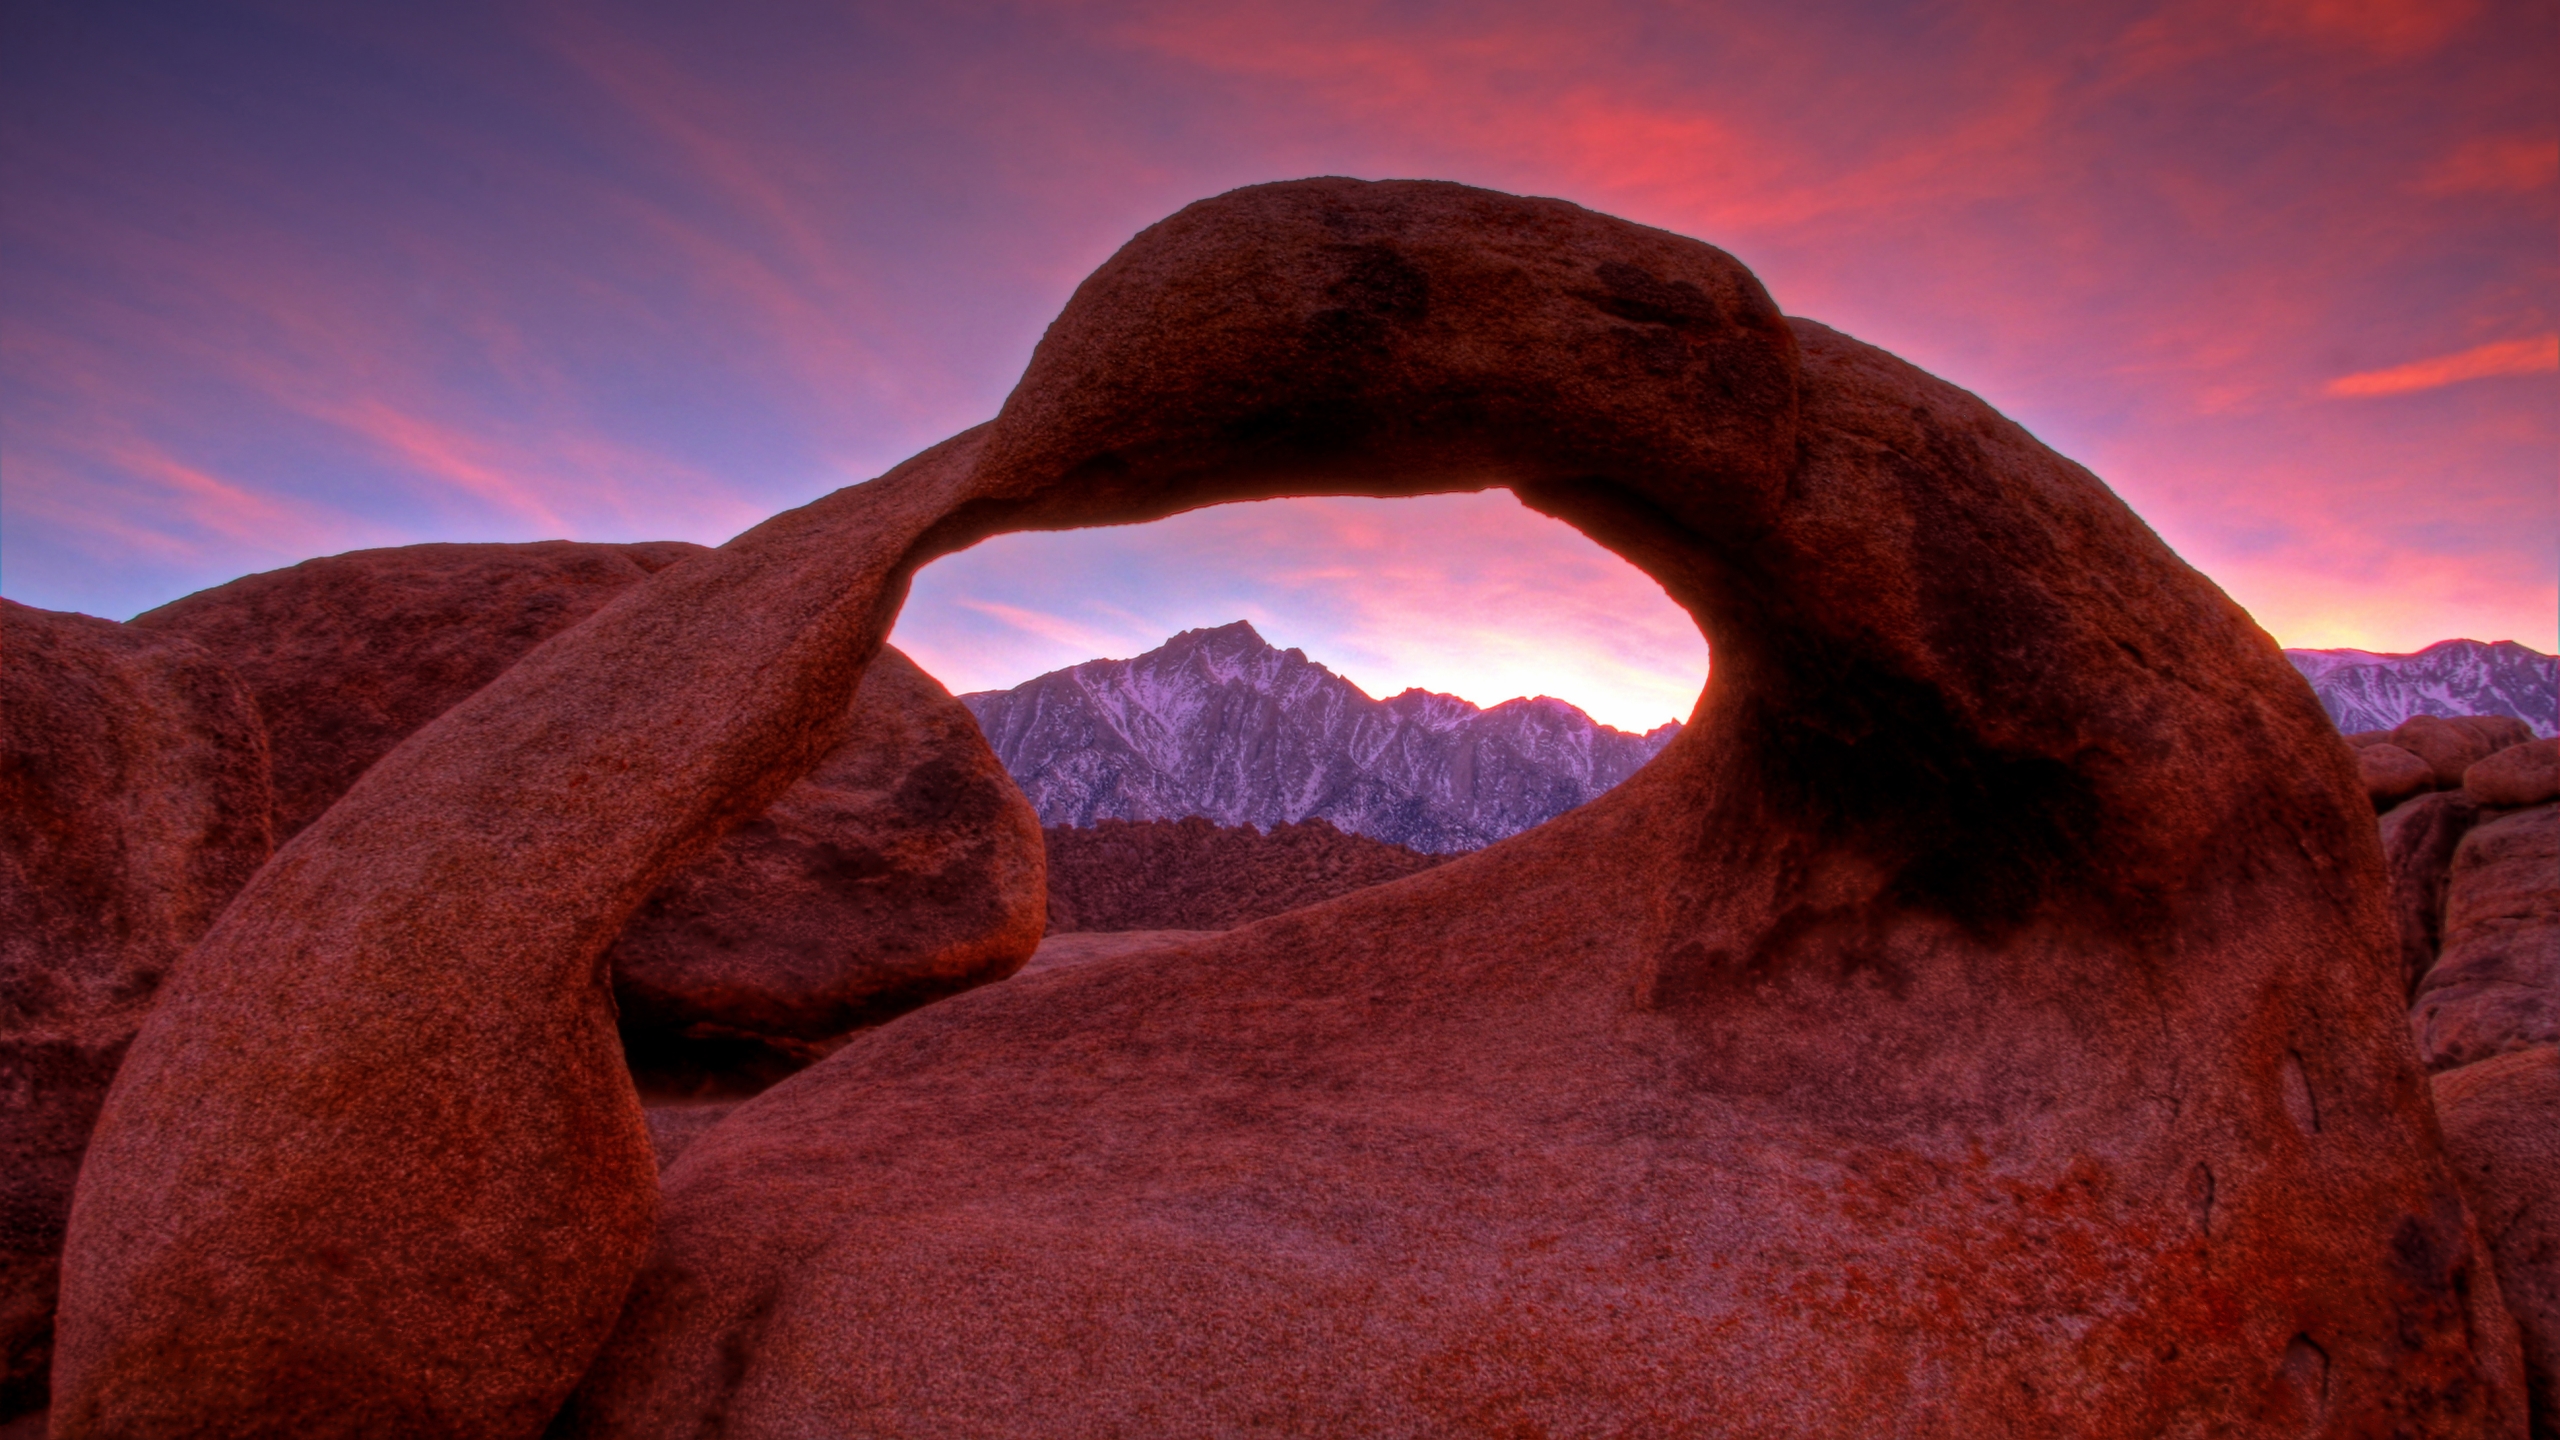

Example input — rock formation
[1017,929,1225,974]
[2469,739,2560,809]
[2362,742,2436,810]
[964,620,1679,851]
[2432,1047,2559,1436]
[52,180,2530,1436]
[0,601,272,1422]
[133,540,709,840]
[135,540,1045,1096]
[1042,815,1448,932]
[2367,729,2556,1073]
[2393,715,2529,790]
[2344,715,2545,814]
[2384,792,2486,997]
[2412,805,2560,1070]
[610,646,1045,1095]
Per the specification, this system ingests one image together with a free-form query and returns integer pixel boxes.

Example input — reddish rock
[2413,805,2560,1071]
[2469,739,2560,809]
[2432,1046,2559,1435]
[140,542,1039,1096]
[2382,791,2487,998]
[55,181,2527,1436]
[0,601,270,1421]
[1044,815,1450,933]
[133,540,708,840]
[2362,741,2438,810]
[1018,929,1225,974]
[2392,715,2502,790]
[2461,715,2539,754]
[641,1105,737,1172]
[609,646,1045,1087]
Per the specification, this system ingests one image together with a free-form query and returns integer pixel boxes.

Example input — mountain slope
[960,622,1681,852]
[2284,639,2556,737]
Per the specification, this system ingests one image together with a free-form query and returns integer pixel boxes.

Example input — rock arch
[53,180,2525,1435]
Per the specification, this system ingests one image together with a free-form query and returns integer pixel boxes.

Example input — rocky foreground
[1043,815,1448,932]
[2,178,2555,1437]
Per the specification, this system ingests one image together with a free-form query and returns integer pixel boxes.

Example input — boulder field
[2372,734,2559,1077]
[42,179,2544,1435]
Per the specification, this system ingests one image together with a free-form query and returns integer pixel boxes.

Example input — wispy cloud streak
[2325,335,2559,397]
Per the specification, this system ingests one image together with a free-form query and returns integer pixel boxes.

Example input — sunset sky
[4,0,2552,731]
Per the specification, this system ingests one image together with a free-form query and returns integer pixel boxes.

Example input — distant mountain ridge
[960,622,1679,853]
[959,629,2554,853]
[2283,639,2556,737]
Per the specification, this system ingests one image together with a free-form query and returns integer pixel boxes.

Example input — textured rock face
[964,621,1678,851]
[2383,792,2487,998]
[609,646,1045,1074]
[132,540,708,840]
[1019,929,1225,973]
[1043,815,1448,932]
[2363,742,2437,810]
[55,180,2527,1437]
[2470,739,2560,809]
[2432,1047,2559,1436]
[2393,715,2509,790]
[53,543,1037,1431]
[2289,640,2558,738]
[641,1105,736,1172]
[0,601,271,1421]
[138,540,1040,1095]
[2413,805,2560,1071]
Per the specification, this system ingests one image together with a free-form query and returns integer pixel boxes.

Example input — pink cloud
[2324,335,2559,396]
[8,0,2549,668]
[2420,134,2560,194]
[2246,0,2484,57]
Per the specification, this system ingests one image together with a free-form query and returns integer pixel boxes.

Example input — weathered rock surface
[1018,929,1225,974]
[132,539,708,840]
[2432,1046,2560,1436]
[0,601,271,1421]
[55,180,2528,1436]
[2413,805,2560,1070]
[2393,714,2510,790]
[641,1105,737,1172]
[138,541,1043,1096]
[609,646,1045,1080]
[2383,791,2487,997]
[2362,741,2437,810]
[2458,714,2541,755]
[1044,815,1449,932]
[2470,739,2560,809]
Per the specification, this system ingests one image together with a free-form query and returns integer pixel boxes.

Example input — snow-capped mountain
[960,622,1681,853]
[2284,640,2556,737]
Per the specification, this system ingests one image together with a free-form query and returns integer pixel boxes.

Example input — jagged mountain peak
[1164,618,1272,650]
[961,623,1682,851]
[2283,638,2556,737]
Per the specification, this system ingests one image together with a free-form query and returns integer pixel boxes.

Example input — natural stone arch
[52,180,2525,1435]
